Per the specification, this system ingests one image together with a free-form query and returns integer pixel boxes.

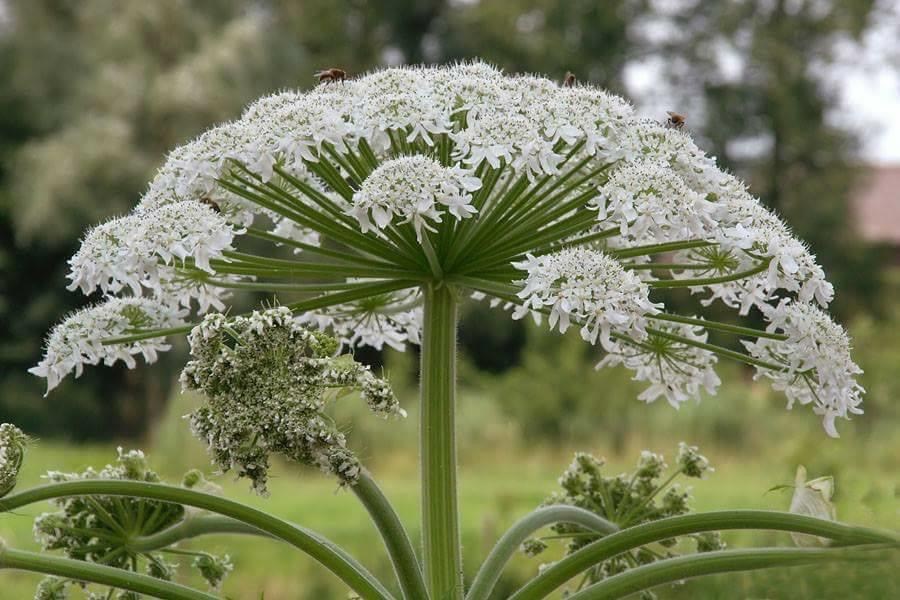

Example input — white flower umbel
[349,156,480,240]
[742,300,863,437]
[67,202,241,311]
[29,298,187,394]
[594,161,717,244]
[597,320,721,408]
[298,288,423,352]
[513,247,660,350]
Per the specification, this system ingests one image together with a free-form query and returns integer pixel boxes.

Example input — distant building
[852,165,900,245]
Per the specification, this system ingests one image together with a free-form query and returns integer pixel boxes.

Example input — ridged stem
[420,283,462,599]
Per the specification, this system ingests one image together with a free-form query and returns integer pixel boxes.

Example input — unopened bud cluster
[0,423,29,498]
[32,448,231,598]
[524,445,723,596]
[181,307,404,494]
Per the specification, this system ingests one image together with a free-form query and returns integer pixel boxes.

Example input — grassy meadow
[1,405,897,598]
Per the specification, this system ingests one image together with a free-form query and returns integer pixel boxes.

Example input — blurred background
[1,1,898,597]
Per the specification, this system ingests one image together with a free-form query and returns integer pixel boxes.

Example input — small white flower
[349,156,480,240]
[67,202,242,310]
[29,298,187,394]
[597,320,721,408]
[742,300,863,436]
[594,160,717,244]
[513,247,660,350]
[298,288,423,352]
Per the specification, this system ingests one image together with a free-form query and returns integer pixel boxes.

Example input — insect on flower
[563,71,577,87]
[199,196,221,213]
[665,110,687,129]
[315,67,348,84]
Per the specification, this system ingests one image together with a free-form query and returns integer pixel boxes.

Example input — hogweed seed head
[32,61,862,436]
[0,423,29,498]
[181,307,403,493]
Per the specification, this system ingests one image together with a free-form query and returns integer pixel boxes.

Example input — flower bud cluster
[31,448,232,598]
[0,423,29,498]
[523,446,724,595]
[28,298,187,394]
[742,299,864,437]
[181,307,404,494]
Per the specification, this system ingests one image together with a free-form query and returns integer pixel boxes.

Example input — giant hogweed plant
[2,62,897,599]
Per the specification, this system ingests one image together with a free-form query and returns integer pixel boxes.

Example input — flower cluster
[594,160,717,245]
[297,288,423,351]
[523,446,722,597]
[596,320,721,408]
[33,448,232,598]
[513,247,659,349]
[32,61,862,436]
[29,298,187,394]
[67,201,241,311]
[181,307,404,494]
[349,156,481,240]
[742,300,864,437]
[0,423,29,498]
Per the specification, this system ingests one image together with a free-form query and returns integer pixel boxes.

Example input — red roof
[853,165,900,244]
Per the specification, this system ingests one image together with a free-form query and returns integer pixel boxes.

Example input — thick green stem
[420,283,463,599]
[128,515,268,553]
[467,505,619,600]
[353,471,429,600]
[566,545,895,600]
[0,545,217,600]
[509,510,899,600]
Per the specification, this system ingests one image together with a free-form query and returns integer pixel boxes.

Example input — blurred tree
[0,0,311,438]
[650,0,887,317]
[440,0,647,91]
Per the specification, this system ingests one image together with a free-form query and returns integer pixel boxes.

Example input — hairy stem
[566,545,895,600]
[353,471,429,600]
[509,510,899,600]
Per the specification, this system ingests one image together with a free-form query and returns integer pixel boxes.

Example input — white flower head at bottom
[29,298,188,394]
[596,320,721,408]
[513,247,660,350]
[742,299,863,437]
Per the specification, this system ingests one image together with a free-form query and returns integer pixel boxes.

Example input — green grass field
[1,434,897,599]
